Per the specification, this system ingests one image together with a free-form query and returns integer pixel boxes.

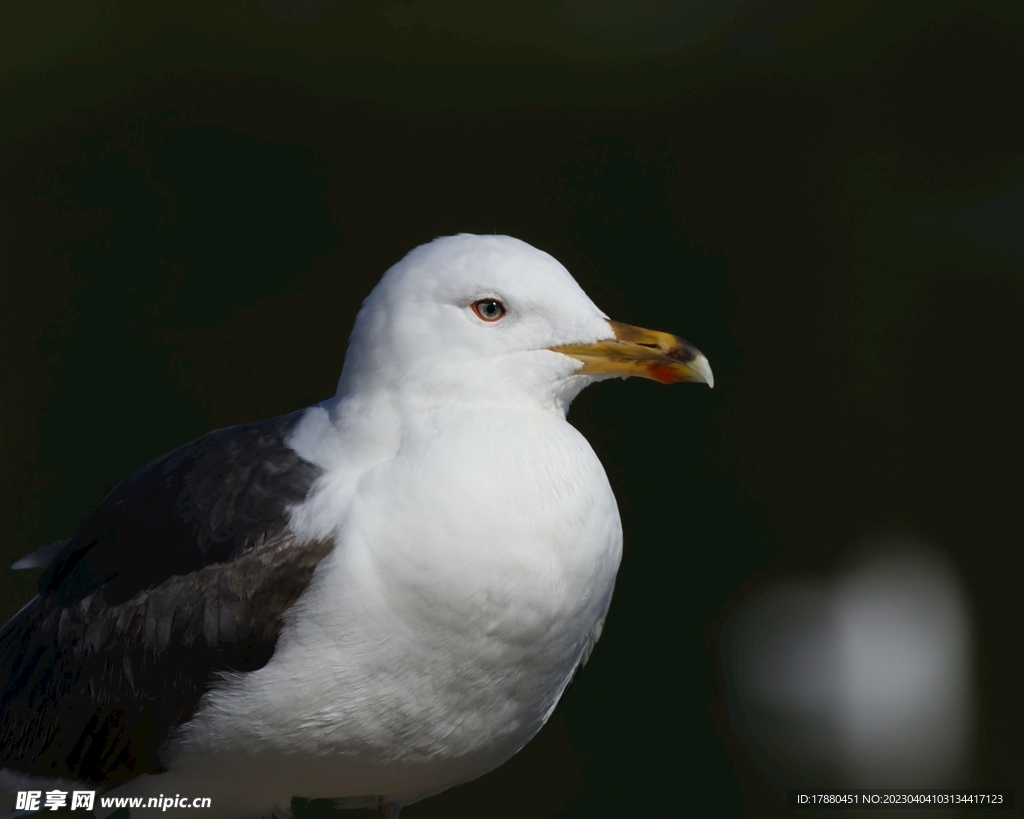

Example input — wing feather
[0,410,330,787]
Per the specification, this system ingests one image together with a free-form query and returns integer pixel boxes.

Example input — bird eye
[471,299,507,322]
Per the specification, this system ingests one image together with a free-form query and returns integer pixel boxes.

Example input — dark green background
[2,1,1022,816]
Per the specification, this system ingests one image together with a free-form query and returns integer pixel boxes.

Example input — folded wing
[0,411,330,788]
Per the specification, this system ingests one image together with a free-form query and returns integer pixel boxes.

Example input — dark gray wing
[0,410,330,787]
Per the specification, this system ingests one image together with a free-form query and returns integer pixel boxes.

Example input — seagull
[0,234,712,818]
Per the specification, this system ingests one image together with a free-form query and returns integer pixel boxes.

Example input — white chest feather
[166,406,622,804]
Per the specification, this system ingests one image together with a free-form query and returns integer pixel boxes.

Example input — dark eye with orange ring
[471,299,506,322]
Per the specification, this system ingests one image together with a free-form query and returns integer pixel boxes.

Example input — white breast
[163,404,622,808]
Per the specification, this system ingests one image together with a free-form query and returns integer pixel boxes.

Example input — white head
[336,234,712,415]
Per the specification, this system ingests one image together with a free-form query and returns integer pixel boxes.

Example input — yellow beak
[549,320,714,387]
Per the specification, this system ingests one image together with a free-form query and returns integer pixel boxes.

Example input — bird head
[337,234,712,414]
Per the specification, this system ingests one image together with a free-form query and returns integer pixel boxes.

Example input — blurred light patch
[723,537,975,788]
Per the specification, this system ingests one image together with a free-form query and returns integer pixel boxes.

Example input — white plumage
[118,235,620,814]
[2,234,711,818]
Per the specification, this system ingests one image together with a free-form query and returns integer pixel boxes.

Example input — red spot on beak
[648,363,678,384]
